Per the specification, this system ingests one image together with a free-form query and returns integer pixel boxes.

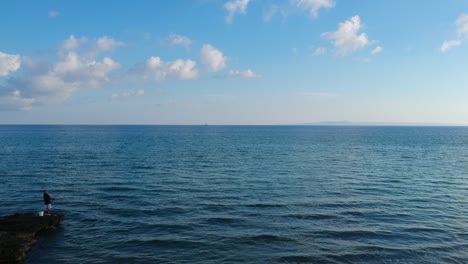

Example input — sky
[0,0,468,125]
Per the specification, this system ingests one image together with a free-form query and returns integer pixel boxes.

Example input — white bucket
[38,211,44,216]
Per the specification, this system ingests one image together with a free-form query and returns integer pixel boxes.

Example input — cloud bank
[0,36,123,110]
[1,35,260,111]
[0,35,227,111]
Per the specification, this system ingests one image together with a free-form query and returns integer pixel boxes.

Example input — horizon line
[0,122,467,127]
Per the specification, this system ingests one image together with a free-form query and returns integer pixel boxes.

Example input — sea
[1,125,468,264]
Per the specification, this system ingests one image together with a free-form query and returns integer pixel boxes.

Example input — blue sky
[0,0,467,124]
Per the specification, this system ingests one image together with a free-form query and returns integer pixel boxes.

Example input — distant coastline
[295,121,468,126]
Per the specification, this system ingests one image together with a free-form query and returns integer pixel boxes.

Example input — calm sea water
[1,125,468,263]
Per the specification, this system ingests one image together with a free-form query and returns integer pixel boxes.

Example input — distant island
[295,121,466,126]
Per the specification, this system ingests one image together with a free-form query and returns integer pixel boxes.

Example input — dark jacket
[44,192,52,205]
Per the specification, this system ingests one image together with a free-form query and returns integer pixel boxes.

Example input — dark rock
[0,213,64,263]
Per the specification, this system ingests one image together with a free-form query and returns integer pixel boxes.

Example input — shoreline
[0,213,64,263]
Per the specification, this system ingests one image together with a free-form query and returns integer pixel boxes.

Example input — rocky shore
[0,213,64,263]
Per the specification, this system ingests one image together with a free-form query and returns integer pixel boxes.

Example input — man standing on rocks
[43,190,56,215]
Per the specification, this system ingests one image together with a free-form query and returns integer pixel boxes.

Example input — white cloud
[440,40,461,52]
[53,36,122,88]
[0,52,21,76]
[439,14,468,53]
[293,0,335,17]
[95,36,124,53]
[0,35,123,111]
[263,5,279,23]
[292,47,298,55]
[371,46,383,55]
[48,10,60,17]
[323,16,369,55]
[224,0,250,23]
[0,35,200,111]
[59,35,87,55]
[30,74,78,96]
[456,14,468,38]
[313,47,326,56]
[164,34,192,48]
[53,53,121,87]
[0,90,35,111]
[200,44,227,72]
[129,56,198,81]
[225,69,259,78]
[111,89,145,100]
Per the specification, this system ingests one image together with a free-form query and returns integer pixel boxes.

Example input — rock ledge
[0,213,64,263]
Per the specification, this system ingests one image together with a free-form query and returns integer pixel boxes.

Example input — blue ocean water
[1,125,468,263]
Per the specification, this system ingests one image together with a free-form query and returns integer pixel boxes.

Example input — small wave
[324,252,390,263]
[245,203,286,208]
[98,186,140,192]
[341,210,379,217]
[277,255,327,263]
[316,229,394,240]
[282,213,338,220]
[238,234,295,245]
[204,217,245,225]
[98,162,114,167]
[125,222,196,234]
[317,202,352,209]
[157,206,189,215]
[200,204,232,213]
[99,207,158,218]
[77,217,100,224]
[354,244,409,253]
[403,226,440,232]
[403,226,447,234]
[127,238,207,248]
[131,165,156,170]
[82,155,99,160]
[414,242,468,253]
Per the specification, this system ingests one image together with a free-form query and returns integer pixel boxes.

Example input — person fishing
[43,190,56,215]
